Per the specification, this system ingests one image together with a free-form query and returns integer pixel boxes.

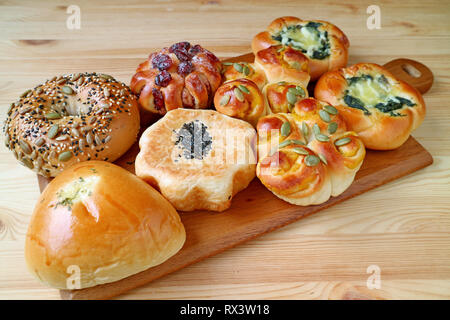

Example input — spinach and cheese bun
[256,98,365,206]
[221,61,267,90]
[315,63,426,150]
[254,45,310,88]
[214,78,266,127]
[252,16,349,81]
[3,73,140,177]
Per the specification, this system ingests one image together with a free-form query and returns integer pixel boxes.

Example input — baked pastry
[3,73,140,177]
[252,16,349,81]
[214,46,310,123]
[221,61,267,89]
[256,98,365,205]
[135,109,257,212]
[214,78,267,127]
[25,161,185,289]
[254,45,310,88]
[315,63,426,150]
[263,81,309,113]
[130,42,222,115]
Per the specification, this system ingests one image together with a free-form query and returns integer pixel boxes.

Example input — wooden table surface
[1,0,450,300]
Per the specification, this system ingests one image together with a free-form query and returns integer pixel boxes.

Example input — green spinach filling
[343,74,415,117]
[272,22,330,60]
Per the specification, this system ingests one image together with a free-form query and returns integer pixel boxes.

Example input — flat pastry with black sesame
[3,73,140,177]
[135,109,257,212]
[256,98,365,206]
[130,42,222,115]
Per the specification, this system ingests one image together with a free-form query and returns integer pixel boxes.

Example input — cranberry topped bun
[130,42,222,115]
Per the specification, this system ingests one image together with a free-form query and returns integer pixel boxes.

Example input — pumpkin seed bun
[252,16,349,81]
[256,98,365,206]
[3,73,140,177]
[315,63,426,150]
[221,61,267,90]
[213,46,310,125]
[214,78,267,127]
[25,161,186,289]
[262,81,309,114]
[254,45,310,88]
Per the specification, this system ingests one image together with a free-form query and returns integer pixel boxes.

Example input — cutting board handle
[383,58,434,94]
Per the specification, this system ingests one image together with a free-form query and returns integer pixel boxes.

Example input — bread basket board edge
[34,53,434,300]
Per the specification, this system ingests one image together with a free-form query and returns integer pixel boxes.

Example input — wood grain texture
[383,58,434,94]
[1,0,450,300]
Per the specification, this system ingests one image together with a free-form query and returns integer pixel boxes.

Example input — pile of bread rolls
[2,16,426,291]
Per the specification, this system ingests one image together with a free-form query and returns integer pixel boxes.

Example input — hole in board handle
[401,64,422,78]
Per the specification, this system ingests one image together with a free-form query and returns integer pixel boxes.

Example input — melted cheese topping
[346,75,399,107]
[347,78,386,106]
[279,25,328,58]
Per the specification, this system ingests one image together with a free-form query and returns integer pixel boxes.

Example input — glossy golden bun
[252,16,349,81]
[136,109,256,212]
[254,45,310,88]
[130,42,222,115]
[25,161,185,289]
[256,98,365,205]
[315,63,426,150]
[263,81,308,114]
[4,73,140,177]
[214,78,267,126]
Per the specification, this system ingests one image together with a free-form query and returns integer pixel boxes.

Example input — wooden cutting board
[37,53,434,300]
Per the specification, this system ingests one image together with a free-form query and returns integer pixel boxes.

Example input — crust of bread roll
[254,45,310,88]
[25,161,186,289]
[315,63,426,150]
[252,16,349,81]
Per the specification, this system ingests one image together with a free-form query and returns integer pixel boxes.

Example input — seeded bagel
[3,73,140,177]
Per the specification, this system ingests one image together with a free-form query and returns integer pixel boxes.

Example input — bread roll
[254,45,310,88]
[315,63,426,150]
[25,161,186,289]
[214,78,267,127]
[252,16,349,80]
[130,42,222,115]
[3,73,140,177]
[256,98,365,205]
[262,81,308,113]
[135,109,256,212]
